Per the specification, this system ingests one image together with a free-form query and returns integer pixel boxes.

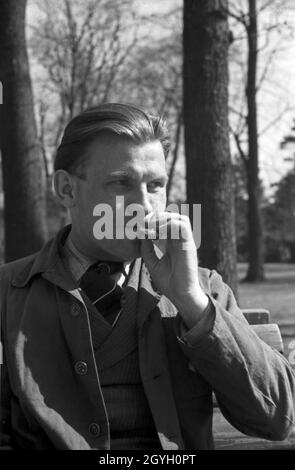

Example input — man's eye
[113,180,129,186]
[148,181,165,190]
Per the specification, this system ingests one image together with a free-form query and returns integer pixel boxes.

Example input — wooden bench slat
[242,308,270,325]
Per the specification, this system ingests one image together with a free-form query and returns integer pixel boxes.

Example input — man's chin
[102,238,142,262]
[120,238,142,261]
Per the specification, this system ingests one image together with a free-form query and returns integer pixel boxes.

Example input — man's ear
[53,170,78,208]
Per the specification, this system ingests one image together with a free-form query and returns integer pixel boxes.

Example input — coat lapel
[136,262,185,450]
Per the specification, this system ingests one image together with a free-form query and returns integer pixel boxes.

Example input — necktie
[79,261,125,326]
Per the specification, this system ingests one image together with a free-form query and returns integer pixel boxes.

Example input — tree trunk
[244,0,265,281]
[0,0,48,262]
[183,0,237,294]
[167,110,182,203]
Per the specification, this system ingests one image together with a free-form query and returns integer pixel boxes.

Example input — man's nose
[132,185,153,214]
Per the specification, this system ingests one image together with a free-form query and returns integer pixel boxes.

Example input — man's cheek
[152,192,167,211]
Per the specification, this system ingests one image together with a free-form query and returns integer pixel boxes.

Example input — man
[0,103,294,450]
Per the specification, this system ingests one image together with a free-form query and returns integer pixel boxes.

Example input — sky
[254,8,295,192]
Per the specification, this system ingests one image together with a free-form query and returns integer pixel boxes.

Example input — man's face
[70,134,168,261]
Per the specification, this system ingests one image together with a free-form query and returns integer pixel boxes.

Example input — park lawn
[238,263,295,324]
[238,263,295,356]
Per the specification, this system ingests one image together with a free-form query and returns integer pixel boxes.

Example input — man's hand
[140,212,209,329]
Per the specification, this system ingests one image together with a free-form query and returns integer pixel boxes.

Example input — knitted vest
[86,283,162,450]
[98,349,162,450]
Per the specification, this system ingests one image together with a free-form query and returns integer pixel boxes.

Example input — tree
[228,0,295,280]
[229,0,264,280]
[183,0,237,293]
[0,0,48,262]
[117,27,183,202]
[29,0,140,168]
[264,171,295,262]
[233,160,249,261]
[29,1,185,204]
[244,0,264,280]
[281,119,295,150]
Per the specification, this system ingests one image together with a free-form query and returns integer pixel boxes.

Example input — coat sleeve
[0,349,14,450]
[174,269,295,441]
[0,273,14,450]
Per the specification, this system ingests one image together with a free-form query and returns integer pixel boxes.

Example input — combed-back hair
[54,103,170,175]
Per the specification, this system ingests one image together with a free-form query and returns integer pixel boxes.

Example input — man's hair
[54,103,171,175]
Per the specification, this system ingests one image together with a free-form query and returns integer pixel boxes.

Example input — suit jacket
[1,226,295,450]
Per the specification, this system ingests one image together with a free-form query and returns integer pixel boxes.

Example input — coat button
[89,423,100,437]
[71,303,81,317]
[75,361,88,375]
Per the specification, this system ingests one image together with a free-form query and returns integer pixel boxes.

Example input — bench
[213,308,295,450]
[242,308,284,353]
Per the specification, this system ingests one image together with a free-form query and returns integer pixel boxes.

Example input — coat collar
[11,225,72,288]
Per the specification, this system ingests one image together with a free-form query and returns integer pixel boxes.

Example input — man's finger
[140,239,159,272]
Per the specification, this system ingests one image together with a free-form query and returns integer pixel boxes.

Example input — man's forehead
[84,137,166,177]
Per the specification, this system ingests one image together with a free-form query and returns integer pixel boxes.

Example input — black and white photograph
[0,0,295,455]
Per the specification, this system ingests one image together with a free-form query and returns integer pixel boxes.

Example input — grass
[238,263,295,324]
[238,263,295,358]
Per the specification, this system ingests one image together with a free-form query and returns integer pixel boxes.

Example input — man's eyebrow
[108,171,134,179]
[108,171,168,182]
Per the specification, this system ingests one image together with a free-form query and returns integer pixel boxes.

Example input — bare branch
[226,1,248,28]
[257,0,277,14]
[229,106,247,121]
[256,43,278,92]
[259,104,295,137]
[230,127,248,166]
